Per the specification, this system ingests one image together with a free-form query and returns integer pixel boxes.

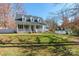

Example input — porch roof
[16,21,45,25]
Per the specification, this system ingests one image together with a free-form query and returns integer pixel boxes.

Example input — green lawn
[0,33,78,56]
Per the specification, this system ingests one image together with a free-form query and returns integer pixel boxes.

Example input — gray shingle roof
[15,14,46,25]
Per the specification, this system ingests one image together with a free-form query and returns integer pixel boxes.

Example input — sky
[23,3,66,19]
[16,3,73,25]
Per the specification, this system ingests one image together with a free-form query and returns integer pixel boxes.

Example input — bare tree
[0,3,16,29]
[45,17,58,32]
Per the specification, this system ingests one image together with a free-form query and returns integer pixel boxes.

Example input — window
[18,25,23,29]
[38,18,42,23]
[36,25,41,29]
[24,25,29,29]
[34,19,38,22]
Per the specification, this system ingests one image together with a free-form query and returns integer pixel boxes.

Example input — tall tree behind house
[0,3,16,29]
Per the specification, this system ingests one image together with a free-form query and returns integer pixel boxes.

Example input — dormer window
[39,19,41,22]
[22,16,25,21]
[30,17,33,22]
[34,19,38,22]
[22,16,25,19]
[25,17,27,21]
[32,18,34,22]
[38,18,41,23]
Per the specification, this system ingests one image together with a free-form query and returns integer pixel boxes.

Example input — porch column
[29,25,32,32]
[23,24,25,32]
[34,25,37,32]
[17,25,18,33]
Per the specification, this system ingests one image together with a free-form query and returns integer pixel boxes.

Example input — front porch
[17,24,43,33]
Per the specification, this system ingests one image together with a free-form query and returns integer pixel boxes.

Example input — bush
[35,37,41,44]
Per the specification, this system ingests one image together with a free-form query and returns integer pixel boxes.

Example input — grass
[0,33,78,56]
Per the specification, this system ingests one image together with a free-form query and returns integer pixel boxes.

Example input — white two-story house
[15,14,48,33]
